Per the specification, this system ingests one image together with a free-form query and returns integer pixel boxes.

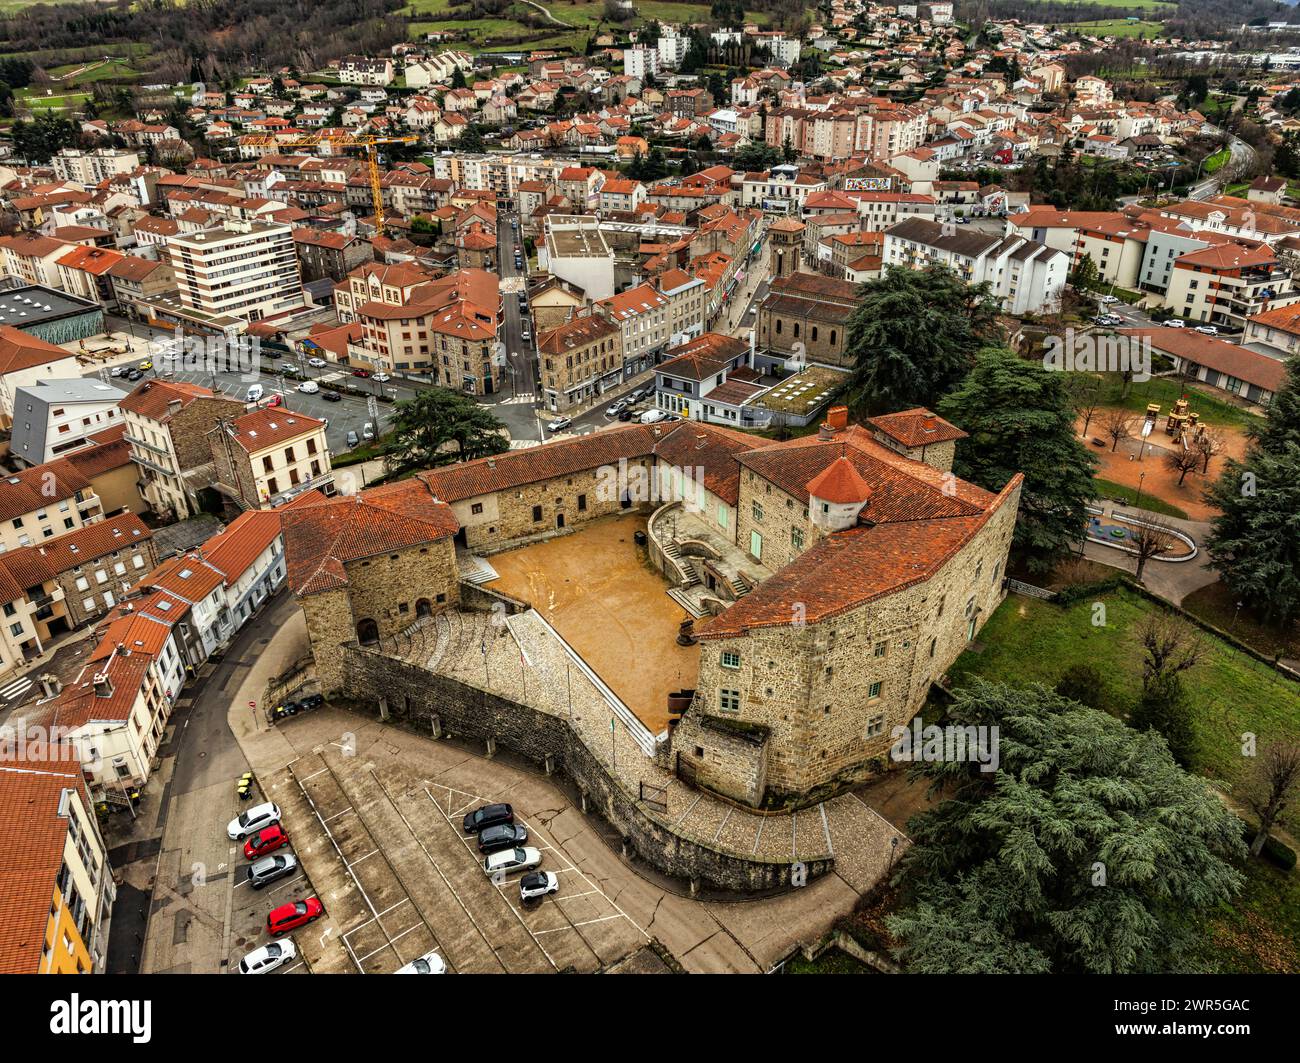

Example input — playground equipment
[1165,397,1200,440]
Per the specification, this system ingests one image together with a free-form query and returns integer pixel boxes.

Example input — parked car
[280,361,298,374]
[267,897,323,936]
[463,802,514,834]
[244,824,289,860]
[1099,294,1120,304]
[618,409,635,422]
[477,823,528,853]
[362,422,375,441]
[266,394,283,408]
[137,359,153,370]
[1162,319,1186,328]
[346,430,359,448]
[228,802,281,840]
[110,365,127,377]
[321,389,341,402]
[483,846,542,877]
[307,357,327,368]
[639,409,667,424]
[520,871,560,903]
[605,400,626,417]
[126,369,143,382]
[247,384,264,402]
[396,949,446,974]
[1194,325,1218,335]
[297,380,319,394]
[247,853,298,890]
[629,387,648,402]
[546,416,571,433]
[238,940,296,974]
[520,326,531,341]
[352,368,372,378]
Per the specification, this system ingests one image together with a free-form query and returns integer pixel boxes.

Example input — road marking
[533,914,624,934]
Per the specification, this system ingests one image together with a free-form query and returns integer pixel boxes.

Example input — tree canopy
[843,265,999,415]
[1204,355,1300,625]
[886,679,1246,974]
[383,387,509,473]
[939,346,1098,573]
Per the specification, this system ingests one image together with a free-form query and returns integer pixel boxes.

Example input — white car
[228,801,281,841]
[396,949,446,974]
[1194,325,1218,335]
[297,380,319,394]
[373,372,391,383]
[238,940,296,975]
[1162,319,1186,328]
[546,416,571,433]
[1099,294,1120,304]
[639,409,667,424]
[483,846,542,877]
[520,871,559,903]
[307,357,327,368]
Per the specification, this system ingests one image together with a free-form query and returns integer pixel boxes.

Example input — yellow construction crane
[241,130,420,236]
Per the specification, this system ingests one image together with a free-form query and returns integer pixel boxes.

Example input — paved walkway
[1081,500,1217,606]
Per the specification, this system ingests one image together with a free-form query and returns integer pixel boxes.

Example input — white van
[246,383,264,402]
[639,409,667,424]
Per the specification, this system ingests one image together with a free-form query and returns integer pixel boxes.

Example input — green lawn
[1094,373,1264,431]
[1198,856,1300,973]
[1203,146,1231,174]
[1092,477,1190,519]
[786,948,874,974]
[14,87,91,112]
[948,588,1300,833]
[1069,18,1167,38]
[1181,580,1300,662]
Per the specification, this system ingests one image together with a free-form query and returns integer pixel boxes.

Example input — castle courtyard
[484,513,699,734]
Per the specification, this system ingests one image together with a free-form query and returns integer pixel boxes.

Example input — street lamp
[1133,471,1146,513]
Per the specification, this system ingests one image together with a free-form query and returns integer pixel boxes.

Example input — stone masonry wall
[171,396,245,470]
[340,644,831,892]
[447,458,656,553]
[670,709,768,807]
[692,480,1022,800]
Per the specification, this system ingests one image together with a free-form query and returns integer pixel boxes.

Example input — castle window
[791,527,804,551]
[974,559,983,580]
[992,561,1001,585]
[936,595,946,619]
[718,688,740,712]
[398,602,409,614]
[929,637,938,658]
[866,713,884,737]
[868,681,883,700]
[751,501,764,522]
[532,505,543,522]
[471,502,483,514]
[695,746,705,758]
[874,641,887,658]
[720,650,741,669]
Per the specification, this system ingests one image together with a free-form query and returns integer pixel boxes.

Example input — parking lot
[254,726,650,974]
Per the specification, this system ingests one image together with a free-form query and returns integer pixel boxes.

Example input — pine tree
[940,347,1099,573]
[886,679,1245,974]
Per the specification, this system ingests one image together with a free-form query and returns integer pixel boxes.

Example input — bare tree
[1241,739,1300,857]
[1068,375,1105,437]
[1101,409,1135,453]
[1131,518,1176,582]
[1164,445,1201,486]
[1137,612,1206,690]
[1193,427,1227,474]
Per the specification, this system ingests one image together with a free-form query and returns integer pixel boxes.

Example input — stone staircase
[660,539,699,587]
[457,553,499,585]
[727,572,752,599]
[667,587,708,618]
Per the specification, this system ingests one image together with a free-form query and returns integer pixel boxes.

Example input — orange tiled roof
[866,407,967,448]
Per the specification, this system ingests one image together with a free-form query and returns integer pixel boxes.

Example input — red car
[352,368,372,378]
[266,394,283,408]
[266,897,323,936]
[244,824,289,860]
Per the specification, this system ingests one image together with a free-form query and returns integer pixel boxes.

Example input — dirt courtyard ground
[486,514,699,734]
[1079,411,1249,520]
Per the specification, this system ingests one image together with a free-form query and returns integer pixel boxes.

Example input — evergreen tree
[383,387,509,473]
[886,679,1245,974]
[843,265,998,415]
[940,347,1098,573]
[1130,673,1197,768]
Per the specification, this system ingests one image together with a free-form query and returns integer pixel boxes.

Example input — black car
[618,409,635,421]
[477,822,528,853]
[321,390,342,402]
[462,802,513,834]
[126,369,143,381]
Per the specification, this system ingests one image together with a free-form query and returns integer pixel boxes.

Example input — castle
[281,404,1020,811]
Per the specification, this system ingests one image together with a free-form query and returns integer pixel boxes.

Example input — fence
[1006,578,1056,601]
[639,781,668,814]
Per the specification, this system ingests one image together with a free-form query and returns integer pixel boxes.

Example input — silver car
[247,853,298,890]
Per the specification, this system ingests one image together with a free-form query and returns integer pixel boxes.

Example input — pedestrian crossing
[509,439,542,450]
[0,675,33,701]
[496,393,537,405]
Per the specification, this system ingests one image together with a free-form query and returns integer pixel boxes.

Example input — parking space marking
[347,849,379,867]
[534,915,625,934]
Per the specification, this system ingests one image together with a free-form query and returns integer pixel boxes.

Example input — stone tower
[767,217,806,281]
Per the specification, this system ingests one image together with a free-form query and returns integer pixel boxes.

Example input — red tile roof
[0,463,90,522]
[225,407,325,453]
[118,379,220,422]
[806,455,872,503]
[867,407,967,448]
[202,509,282,579]
[0,327,76,376]
[282,479,459,596]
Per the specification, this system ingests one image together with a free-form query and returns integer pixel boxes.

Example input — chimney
[487,457,496,469]
[825,405,848,432]
[167,398,183,416]
[38,673,62,699]
[92,672,113,699]
[922,414,937,433]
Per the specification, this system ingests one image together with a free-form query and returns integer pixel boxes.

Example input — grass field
[1069,18,1167,37]
[947,587,1300,832]
[1092,477,1190,519]
[1095,373,1264,431]
[14,86,91,111]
